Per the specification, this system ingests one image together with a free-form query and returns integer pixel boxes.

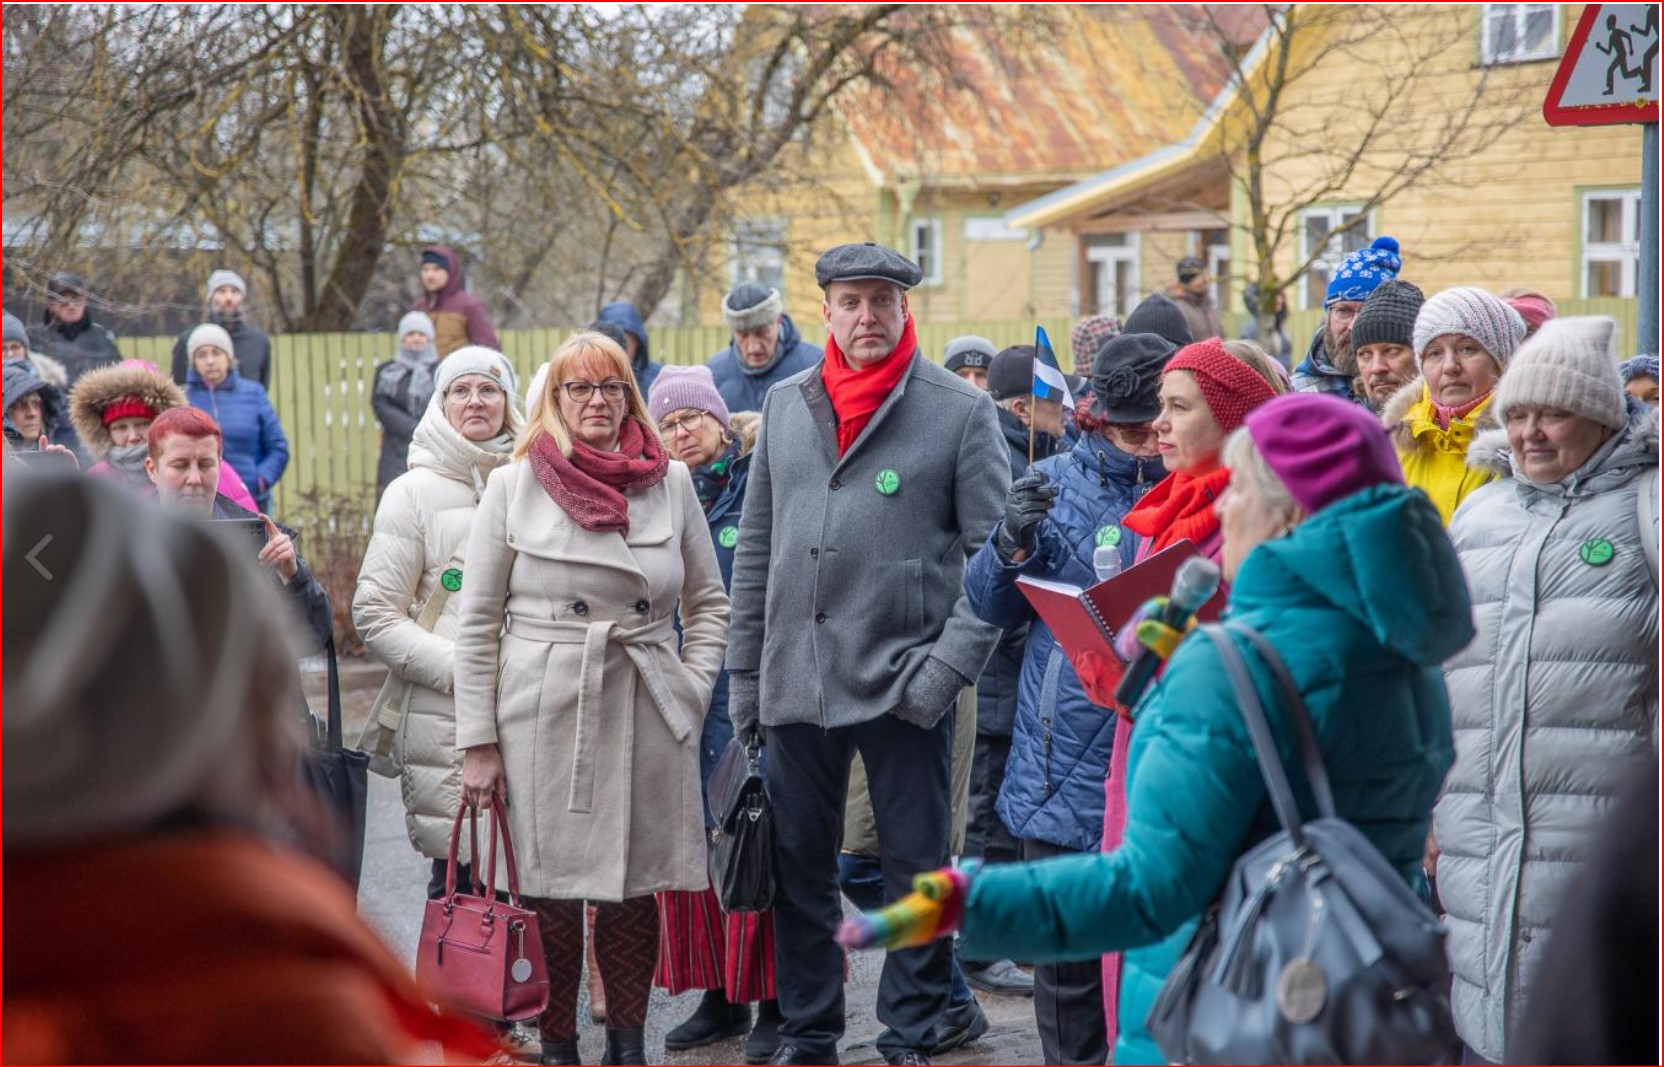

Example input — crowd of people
[4,231,1658,1067]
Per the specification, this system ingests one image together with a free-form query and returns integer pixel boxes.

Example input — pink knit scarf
[527,418,668,534]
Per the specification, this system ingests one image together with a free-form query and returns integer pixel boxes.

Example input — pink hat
[647,365,730,430]
[1243,393,1403,515]
[1504,294,1556,334]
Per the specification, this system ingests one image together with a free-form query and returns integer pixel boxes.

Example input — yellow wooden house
[691,6,1259,331]
[1004,3,1649,348]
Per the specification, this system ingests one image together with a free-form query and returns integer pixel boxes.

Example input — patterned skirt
[653,888,776,1002]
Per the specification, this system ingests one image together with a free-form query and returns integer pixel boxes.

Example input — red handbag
[415,799,550,1022]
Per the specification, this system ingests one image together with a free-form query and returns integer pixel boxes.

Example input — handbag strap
[489,797,524,906]
[325,635,343,752]
[1224,621,1336,819]
[415,546,468,630]
[1199,624,1306,849]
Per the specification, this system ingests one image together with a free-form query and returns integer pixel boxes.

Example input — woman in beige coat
[455,331,730,1067]
[352,346,522,898]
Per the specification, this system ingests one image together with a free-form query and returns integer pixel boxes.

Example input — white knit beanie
[1492,316,1628,431]
[435,344,518,400]
[186,323,235,360]
[204,269,247,303]
[1412,287,1526,367]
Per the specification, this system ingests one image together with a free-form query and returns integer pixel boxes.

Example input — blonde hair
[1221,340,1292,395]
[514,331,653,460]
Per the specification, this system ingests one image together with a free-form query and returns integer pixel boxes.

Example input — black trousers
[767,713,954,1059]
[965,733,1020,867]
[1021,838,1109,1065]
[427,858,475,901]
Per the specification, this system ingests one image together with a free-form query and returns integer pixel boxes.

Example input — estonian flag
[1033,325,1074,410]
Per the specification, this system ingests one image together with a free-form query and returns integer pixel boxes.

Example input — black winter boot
[745,999,784,1064]
[664,989,751,1050]
[600,1027,647,1065]
[540,1038,581,1065]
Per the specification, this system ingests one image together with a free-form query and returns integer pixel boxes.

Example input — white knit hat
[186,323,235,360]
[204,269,247,303]
[1412,287,1526,367]
[1492,316,1628,431]
[435,344,519,400]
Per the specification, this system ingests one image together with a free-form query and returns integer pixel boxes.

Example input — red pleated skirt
[653,888,776,1002]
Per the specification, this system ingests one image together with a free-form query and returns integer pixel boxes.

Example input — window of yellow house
[911,218,943,286]
[1084,233,1141,318]
[1203,228,1231,310]
[1582,189,1641,298]
[1299,207,1372,310]
[1481,4,1559,65]
[732,218,788,298]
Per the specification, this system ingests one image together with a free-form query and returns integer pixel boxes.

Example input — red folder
[1016,540,1225,708]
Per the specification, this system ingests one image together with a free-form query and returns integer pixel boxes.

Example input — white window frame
[1581,188,1641,298]
[730,217,787,298]
[910,218,944,286]
[1083,232,1142,319]
[963,216,1028,242]
[1481,3,1560,65]
[1202,229,1231,309]
[1298,205,1373,311]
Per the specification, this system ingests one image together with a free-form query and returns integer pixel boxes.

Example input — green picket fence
[126,298,1640,514]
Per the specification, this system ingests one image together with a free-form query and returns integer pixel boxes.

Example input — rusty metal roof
[835,5,1264,187]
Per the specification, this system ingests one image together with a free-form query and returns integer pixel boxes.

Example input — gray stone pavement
[319,661,1047,1064]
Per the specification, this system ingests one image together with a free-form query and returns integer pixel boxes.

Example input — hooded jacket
[1381,376,1501,525]
[959,484,1472,1065]
[705,313,823,414]
[352,392,519,859]
[1437,402,1660,1063]
[596,302,661,395]
[3,360,81,456]
[963,430,1167,851]
[169,316,273,389]
[185,365,289,511]
[1290,326,1357,401]
[409,245,498,358]
[32,306,121,384]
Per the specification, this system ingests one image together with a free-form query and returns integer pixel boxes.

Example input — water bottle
[1093,543,1123,584]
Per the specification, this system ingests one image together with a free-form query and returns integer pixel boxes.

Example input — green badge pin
[441,567,463,591]
[875,469,901,495]
[1579,538,1615,566]
[1095,525,1122,548]
[718,525,740,549]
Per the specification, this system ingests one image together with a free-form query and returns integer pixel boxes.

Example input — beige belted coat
[453,457,729,901]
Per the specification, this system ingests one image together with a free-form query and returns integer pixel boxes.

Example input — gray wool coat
[726,350,1009,729]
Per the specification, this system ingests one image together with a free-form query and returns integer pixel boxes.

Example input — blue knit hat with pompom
[1325,236,1401,307]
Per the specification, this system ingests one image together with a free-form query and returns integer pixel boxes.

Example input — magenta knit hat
[1166,338,1277,433]
[1243,393,1403,515]
[647,364,730,430]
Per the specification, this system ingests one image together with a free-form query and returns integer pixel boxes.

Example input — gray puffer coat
[1436,400,1660,1063]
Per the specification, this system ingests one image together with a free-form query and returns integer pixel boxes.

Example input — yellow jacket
[1381,379,1500,525]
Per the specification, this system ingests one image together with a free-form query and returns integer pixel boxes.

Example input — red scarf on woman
[821,317,918,456]
[1430,389,1491,431]
[1122,465,1232,554]
[528,416,668,535]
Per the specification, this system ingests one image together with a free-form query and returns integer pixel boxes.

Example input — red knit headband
[1165,338,1277,433]
[102,396,159,426]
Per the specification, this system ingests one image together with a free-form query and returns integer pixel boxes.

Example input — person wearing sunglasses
[961,331,1176,1065]
[454,331,730,1067]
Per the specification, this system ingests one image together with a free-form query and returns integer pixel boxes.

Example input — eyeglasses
[445,383,504,403]
[658,410,709,436]
[1107,423,1156,445]
[561,380,630,404]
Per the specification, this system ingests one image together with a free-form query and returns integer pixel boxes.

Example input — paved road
[325,663,1047,1064]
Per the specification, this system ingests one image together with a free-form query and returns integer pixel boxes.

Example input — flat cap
[814,241,923,291]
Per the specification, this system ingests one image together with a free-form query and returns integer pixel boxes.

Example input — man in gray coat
[727,242,1008,1065]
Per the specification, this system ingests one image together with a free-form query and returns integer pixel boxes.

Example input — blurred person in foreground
[1,474,497,1064]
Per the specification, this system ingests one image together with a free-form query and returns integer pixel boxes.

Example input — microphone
[1112,556,1222,709]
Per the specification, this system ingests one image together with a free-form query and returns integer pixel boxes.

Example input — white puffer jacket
[352,397,517,860]
[1437,402,1659,1062]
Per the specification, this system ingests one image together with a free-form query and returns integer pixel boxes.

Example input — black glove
[728,671,760,743]
[994,472,1060,559]
[894,656,969,730]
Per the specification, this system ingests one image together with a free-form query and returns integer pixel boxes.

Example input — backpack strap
[1638,468,1659,590]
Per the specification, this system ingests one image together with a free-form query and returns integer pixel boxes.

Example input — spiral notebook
[1015,540,1224,700]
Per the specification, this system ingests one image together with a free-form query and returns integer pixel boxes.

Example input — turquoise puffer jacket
[956,484,1474,1064]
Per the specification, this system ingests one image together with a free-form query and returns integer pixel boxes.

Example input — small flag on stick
[1033,326,1075,411]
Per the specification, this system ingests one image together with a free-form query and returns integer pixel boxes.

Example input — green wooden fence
[127,299,1639,515]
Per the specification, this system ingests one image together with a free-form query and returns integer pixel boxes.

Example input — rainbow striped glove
[835,866,972,951]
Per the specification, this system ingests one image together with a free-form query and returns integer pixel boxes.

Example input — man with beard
[1292,235,1401,401]
[1349,280,1425,412]
[170,270,273,388]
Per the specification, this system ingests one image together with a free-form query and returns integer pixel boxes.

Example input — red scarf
[528,416,668,535]
[1122,465,1232,554]
[1430,389,1491,431]
[821,318,918,456]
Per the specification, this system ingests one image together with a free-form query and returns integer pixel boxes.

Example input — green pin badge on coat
[875,469,901,495]
[441,568,463,591]
[1579,539,1615,566]
[718,525,740,549]
[1095,525,1122,548]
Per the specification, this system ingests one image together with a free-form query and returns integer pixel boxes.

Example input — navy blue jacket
[596,302,661,395]
[693,447,751,826]
[963,431,1168,852]
[185,366,289,512]
[706,314,823,414]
